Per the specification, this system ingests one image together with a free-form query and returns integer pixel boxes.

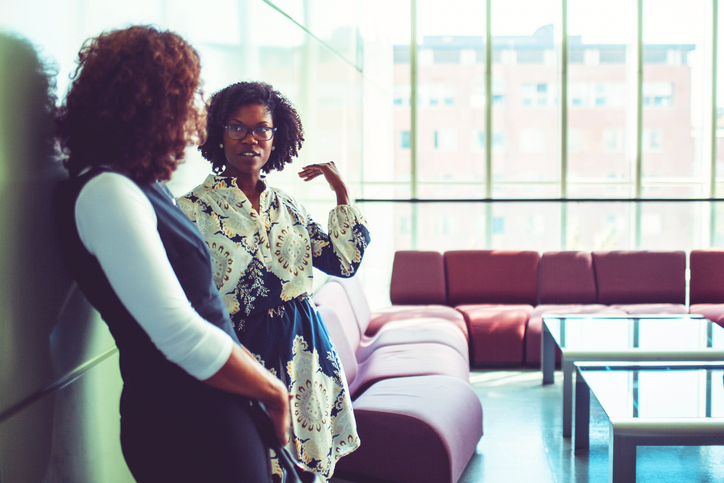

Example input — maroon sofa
[688,249,724,325]
[312,276,482,483]
[382,249,690,367]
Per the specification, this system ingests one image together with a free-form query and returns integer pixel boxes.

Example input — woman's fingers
[266,389,291,445]
[298,162,341,183]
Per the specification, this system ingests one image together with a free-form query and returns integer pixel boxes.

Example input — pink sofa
[312,276,482,483]
[384,249,690,367]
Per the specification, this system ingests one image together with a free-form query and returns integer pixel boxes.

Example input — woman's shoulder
[177,175,218,203]
[267,185,293,202]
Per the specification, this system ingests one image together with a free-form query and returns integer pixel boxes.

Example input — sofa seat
[334,375,483,483]
[356,316,469,363]
[312,298,470,399]
[689,304,724,328]
[524,304,626,366]
[349,342,470,398]
[313,280,469,367]
[455,304,534,365]
[611,303,688,314]
[368,305,468,339]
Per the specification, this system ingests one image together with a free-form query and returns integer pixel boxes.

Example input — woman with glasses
[178,81,370,480]
[56,29,289,481]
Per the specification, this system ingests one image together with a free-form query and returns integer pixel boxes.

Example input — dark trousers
[120,386,271,482]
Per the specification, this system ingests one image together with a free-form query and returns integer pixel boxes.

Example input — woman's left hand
[298,161,350,205]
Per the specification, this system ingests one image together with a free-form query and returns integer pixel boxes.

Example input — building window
[603,129,624,152]
[493,132,506,151]
[643,129,663,151]
[522,83,551,107]
[493,216,505,234]
[434,130,457,151]
[393,84,410,107]
[643,82,673,108]
[472,131,506,152]
[400,131,411,149]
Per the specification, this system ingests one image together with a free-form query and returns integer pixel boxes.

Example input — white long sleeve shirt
[75,172,233,380]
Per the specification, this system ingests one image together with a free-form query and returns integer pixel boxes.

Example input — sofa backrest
[538,251,597,304]
[444,250,540,306]
[327,275,372,334]
[312,281,362,348]
[592,250,686,304]
[390,250,447,305]
[689,249,724,304]
[314,305,358,385]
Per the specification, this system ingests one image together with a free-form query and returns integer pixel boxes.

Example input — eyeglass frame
[222,124,278,141]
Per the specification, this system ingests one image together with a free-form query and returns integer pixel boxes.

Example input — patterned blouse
[177,174,370,327]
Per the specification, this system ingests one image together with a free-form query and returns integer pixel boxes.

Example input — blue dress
[178,174,370,478]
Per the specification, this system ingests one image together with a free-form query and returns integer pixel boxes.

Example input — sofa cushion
[611,303,688,314]
[312,282,362,347]
[445,250,540,306]
[315,278,470,363]
[592,250,686,305]
[456,304,533,365]
[525,304,626,366]
[336,375,483,483]
[689,249,724,304]
[323,275,373,334]
[689,303,724,328]
[538,251,597,304]
[390,250,447,305]
[350,343,470,398]
[356,317,469,363]
[368,304,468,339]
[335,376,483,483]
[315,305,358,385]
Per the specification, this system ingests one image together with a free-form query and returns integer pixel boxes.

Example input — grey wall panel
[0,352,132,483]
[0,32,128,482]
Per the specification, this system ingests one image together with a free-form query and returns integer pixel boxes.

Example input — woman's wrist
[334,183,350,205]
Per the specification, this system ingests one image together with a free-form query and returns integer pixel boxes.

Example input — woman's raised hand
[298,161,350,205]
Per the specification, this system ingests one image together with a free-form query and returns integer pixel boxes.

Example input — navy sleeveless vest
[56,168,238,402]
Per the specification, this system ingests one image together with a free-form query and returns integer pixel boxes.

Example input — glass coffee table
[573,361,724,483]
[541,314,724,437]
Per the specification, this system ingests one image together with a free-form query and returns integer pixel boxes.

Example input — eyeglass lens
[225,126,274,141]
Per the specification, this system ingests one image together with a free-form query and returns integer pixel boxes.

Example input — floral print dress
[177,174,370,479]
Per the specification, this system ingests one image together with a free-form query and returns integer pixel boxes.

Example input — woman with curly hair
[55,27,289,481]
[178,81,370,480]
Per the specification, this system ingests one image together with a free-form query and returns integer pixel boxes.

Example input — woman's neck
[223,171,265,212]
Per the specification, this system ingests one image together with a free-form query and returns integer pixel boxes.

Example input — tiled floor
[332,368,724,482]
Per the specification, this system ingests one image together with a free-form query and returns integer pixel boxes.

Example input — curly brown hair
[56,25,203,183]
[199,81,304,174]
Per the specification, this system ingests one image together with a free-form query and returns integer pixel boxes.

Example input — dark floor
[332,369,724,483]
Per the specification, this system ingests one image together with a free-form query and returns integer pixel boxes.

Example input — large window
[4,0,724,308]
[384,0,723,260]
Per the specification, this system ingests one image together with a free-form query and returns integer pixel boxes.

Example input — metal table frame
[573,362,724,483]
[541,313,723,437]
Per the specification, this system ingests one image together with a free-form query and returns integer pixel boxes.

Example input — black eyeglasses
[222,125,277,141]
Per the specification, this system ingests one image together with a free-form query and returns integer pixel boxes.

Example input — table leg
[609,427,636,483]
[573,367,590,452]
[562,359,574,438]
[542,324,555,385]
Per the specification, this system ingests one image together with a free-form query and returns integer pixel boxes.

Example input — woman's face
[221,103,273,178]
